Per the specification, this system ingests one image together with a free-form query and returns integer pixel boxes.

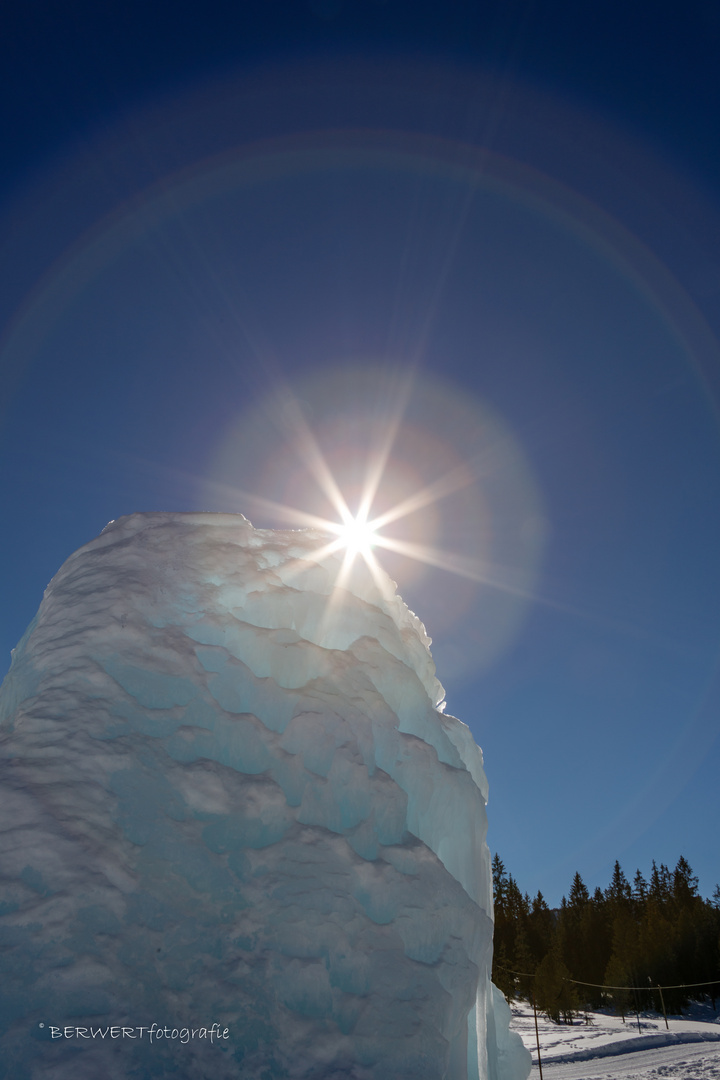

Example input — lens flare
[204,364,549,684]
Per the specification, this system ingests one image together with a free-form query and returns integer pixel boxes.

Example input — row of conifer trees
[491,854,720,1023]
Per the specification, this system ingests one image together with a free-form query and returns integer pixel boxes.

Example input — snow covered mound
[0,512,530,1080]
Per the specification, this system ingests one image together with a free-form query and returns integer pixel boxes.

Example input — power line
[498,966,720,992]
[570,977,720,991]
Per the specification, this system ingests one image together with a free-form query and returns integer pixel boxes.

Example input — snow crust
[0,511,529,1080]
[509,999,720,1080]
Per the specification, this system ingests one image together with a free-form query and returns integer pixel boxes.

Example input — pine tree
[492,940,516,1000]
[513,922,536,1002]
[506,875,529,923]
[673,856,699,907]
[558,878,592,1004]
[492,854,508,913]
[534,950,578,1024]
[526,891,555,970]
[632,869,648,905]
[491,855,530,997]
[578,887,611,1005]
[639,883,683,1011]
[649,861,672,903]
[569,872,590,908]
[606,861,632,906]
[603,953,631,1021]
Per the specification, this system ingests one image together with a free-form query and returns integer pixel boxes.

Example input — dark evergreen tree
[492,939,516,1000]
[513,922,536,1002]
[569,872,590,908]
[649,861,673,903]
[673,855,699,906]
[606,861,632,907]
[577,888,611,1006]
[603,953,632,1021]
[526,891,555,970]
[491,855,531,997]
[557,876,594,1006]
[534,950,578,1024]
[632,869,648,905]
[491,854,515,995]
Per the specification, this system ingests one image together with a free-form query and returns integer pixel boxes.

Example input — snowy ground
[509,999,720,1080]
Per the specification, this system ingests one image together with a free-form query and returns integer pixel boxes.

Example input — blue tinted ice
[0,512,530,1080]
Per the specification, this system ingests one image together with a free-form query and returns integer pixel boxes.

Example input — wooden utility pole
[531,989,544,1080]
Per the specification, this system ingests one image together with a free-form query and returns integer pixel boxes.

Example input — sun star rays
[196,372,550,662]
[238,383,496,605]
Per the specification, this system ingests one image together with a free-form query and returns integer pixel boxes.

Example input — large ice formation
[0,512,530,1080]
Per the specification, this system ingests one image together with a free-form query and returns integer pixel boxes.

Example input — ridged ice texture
[0,512,530,1080]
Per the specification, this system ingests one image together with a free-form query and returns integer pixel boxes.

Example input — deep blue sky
[2,0,720,906]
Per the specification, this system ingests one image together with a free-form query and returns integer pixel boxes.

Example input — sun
[223,378,518,597]
[206,371,549,680]
[335,513,378,559]
[225,383,485,592]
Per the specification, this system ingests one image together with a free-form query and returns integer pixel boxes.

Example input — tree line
[492,854,720,1023]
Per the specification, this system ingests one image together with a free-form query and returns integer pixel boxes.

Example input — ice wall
[0,512,530,1080]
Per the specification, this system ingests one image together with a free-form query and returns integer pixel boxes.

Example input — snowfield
[509,999,720,1079]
